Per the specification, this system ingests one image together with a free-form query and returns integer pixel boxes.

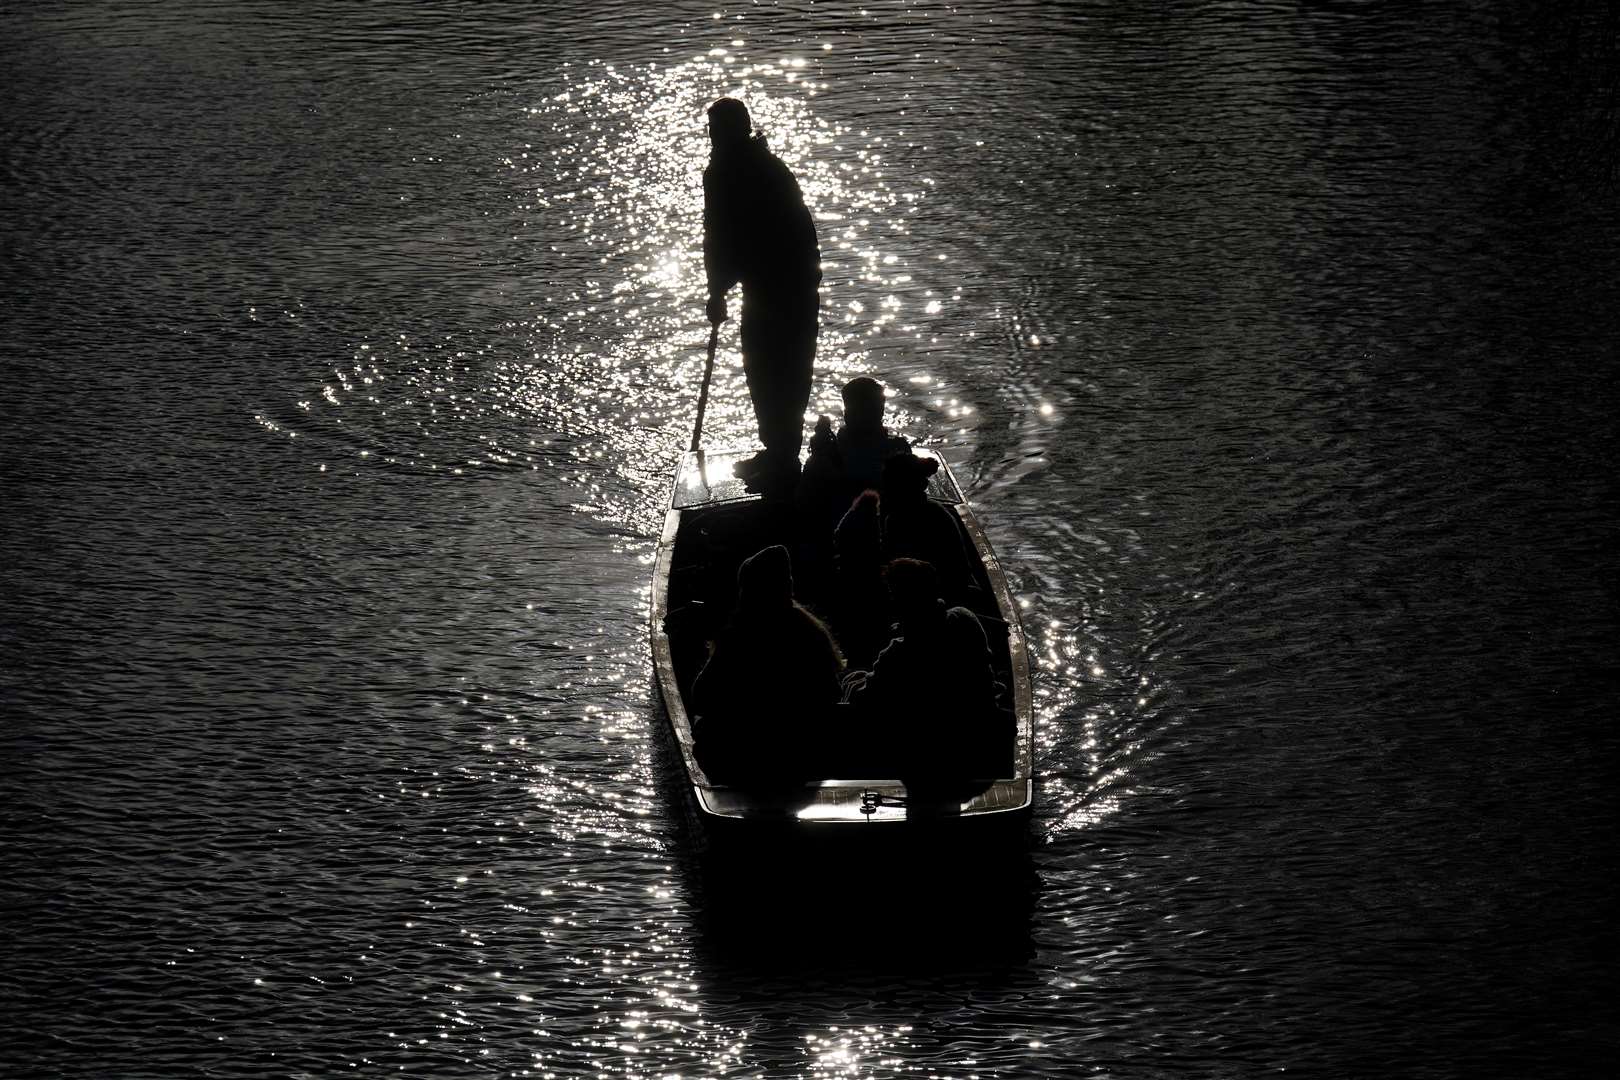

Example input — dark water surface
[4,2,1617,1077]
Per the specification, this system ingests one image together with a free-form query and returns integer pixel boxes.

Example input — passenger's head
[736,544,792,615]
[883,557,943,624]
[879,451,939,507]
[840,376,886,431]
[844,488,880,522]
[808,413,836,455]
[707,97,751,148]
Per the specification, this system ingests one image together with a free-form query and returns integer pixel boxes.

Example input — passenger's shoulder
[757,150,800,186]
[789,605,834,637]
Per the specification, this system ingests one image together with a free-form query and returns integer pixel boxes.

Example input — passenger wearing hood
[691,544,844,784]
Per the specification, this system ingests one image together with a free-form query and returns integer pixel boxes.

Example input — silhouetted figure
[830,489,890,670]
[795,413,846,524]
[878,452,977,606]
[851,558,1008,780]
[835,376,910,492]
[789,414,844,602]
[703,97,822,488]
[691,544,844,784]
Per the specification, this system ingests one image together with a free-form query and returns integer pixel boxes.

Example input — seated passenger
[878,451,976,607]
[850,559,1008,781]
[830,489,890,670]
[798,413,843,502]
[794,414,850,560]
[691,545,845,785]
[836,376,911,492]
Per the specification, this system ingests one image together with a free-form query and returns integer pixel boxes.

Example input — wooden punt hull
[649,447,1034,842]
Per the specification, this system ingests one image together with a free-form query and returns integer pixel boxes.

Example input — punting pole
[690,320,719,453]
[689,320,720,490]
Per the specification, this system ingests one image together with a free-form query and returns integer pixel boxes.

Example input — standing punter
[702,96,822,487]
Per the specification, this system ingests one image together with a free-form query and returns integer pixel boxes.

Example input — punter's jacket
[703,134,821,297]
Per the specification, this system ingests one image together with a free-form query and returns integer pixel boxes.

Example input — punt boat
[649,446,1034,848]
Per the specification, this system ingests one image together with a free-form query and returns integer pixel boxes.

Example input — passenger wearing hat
[878,451,976,606]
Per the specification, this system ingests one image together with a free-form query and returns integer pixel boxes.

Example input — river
[3,2,1616,1076]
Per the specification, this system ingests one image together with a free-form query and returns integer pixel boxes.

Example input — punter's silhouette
[703,97,822,490]
[849,558,1009,780]
[691,545,844,785]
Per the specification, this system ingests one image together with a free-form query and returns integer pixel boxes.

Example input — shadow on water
[645,689,1037,977]
[673,832,1042,1079]
[687,835,1038,976]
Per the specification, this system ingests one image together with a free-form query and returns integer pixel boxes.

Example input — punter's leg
[740,289,818,462]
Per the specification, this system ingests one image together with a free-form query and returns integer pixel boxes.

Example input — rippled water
[4,2,1617,1076]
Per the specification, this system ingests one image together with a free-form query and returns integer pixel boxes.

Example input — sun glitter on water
[497,42,937,535]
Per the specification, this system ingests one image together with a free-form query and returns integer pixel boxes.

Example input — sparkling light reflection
[267,27,974,546]
[491,38,953,534]
[246,18,1117,1077]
